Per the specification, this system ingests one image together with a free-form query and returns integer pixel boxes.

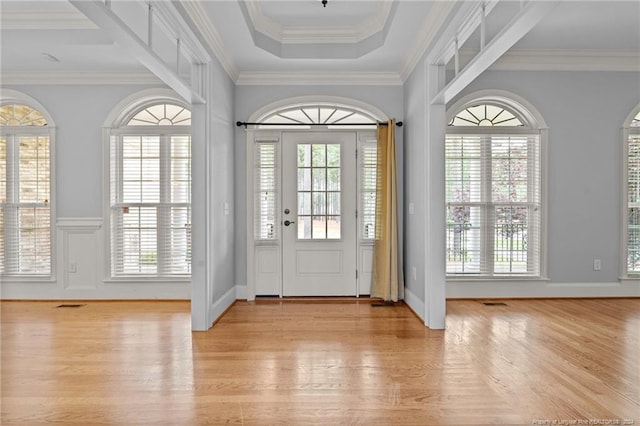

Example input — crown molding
[236,71,402,86]
[490,49,640,72]
[0,71,162,85]
[178,1,239,82]
[400,1,457,82]
[0,11,97,30]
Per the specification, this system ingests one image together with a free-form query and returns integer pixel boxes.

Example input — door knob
[284,220,295,226]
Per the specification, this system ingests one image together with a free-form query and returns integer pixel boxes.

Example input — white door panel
[282,132,357,296]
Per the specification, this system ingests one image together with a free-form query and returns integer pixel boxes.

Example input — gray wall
[207,61,237,304]
[233,85,404,289]
[452,70,639,283]
[402,60,428,303]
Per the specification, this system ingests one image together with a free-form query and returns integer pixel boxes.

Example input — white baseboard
[403,287,425,323]
[446,280,640,299]
[235,285,247,300]
[208,285,238,326]
[0,280,190,300]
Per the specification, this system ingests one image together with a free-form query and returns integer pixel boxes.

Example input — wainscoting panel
[58,218,103,290]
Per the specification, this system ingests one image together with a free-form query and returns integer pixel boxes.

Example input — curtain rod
[236,121,403,128]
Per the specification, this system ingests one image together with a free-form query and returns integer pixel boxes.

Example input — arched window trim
[0,90,55,279]
[257,103,378,127]
[104,90,192,281]
[0,103,48,126]
[445,90,547,280]
[250,95,388,124]
[622,106,640,278]
[448,102,526,128]
[447,90,547,131]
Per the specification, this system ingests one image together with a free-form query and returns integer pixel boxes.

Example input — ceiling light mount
[321,0,327,7]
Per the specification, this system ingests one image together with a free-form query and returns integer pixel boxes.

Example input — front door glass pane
[297,143,341,239]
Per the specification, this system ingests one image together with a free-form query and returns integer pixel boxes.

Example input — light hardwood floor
[1,298,639,425]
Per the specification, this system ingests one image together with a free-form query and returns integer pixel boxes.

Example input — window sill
[447,276,550,283]
[105,276,191,284]
[0,276,56,284]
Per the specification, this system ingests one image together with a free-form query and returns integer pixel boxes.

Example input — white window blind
[359,139,377,240]
[627,134,640,275]
[110,130,191,277]
[0,103,52,276]
[445,134,541,276]
[254,141,279,240]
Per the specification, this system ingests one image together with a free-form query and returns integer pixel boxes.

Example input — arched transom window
[0,103,52,276]
[448,104,525,127]
[109,102,192,277]
[446,99,543,278]
[0,104,47,126]
[260,105,377,126]
[127,103,191,126]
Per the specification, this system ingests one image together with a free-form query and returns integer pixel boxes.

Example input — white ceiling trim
[400,1,458,83]
[236,71,402,86]
[433,0,560,104]
[0,11,97,30]
[70,0,203,104]
[490,49,640,72]
[178,1,239,81]
[244,0,393,45]
[0,71,162,85]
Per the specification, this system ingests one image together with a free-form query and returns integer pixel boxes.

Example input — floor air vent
[56,304,85,308]
[482,302,507,306]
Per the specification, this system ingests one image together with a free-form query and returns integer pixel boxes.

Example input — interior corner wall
[233,85,404,294]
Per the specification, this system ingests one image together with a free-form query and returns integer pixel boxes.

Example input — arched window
[0,101,53,276]
[109,101,191,277]
[259,104,377,127]
[445,95,545,277]
[624,110,640,277]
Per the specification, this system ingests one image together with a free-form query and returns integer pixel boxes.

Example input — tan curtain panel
[371,119,404,302]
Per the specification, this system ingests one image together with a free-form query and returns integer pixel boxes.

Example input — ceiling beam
[432,0,559,105]
[70,0,205,104]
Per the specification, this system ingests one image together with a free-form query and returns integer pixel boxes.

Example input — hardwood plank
[1,299,639,425]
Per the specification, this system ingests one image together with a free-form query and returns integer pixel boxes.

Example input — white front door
[281,132,357,296]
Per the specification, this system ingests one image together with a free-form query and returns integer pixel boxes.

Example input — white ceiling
[1,0,638,85]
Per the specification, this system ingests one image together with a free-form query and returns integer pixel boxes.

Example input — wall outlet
[593,259,601,271]
[409,202,415,215]
[412,266,417,281]
[69,262,77,273]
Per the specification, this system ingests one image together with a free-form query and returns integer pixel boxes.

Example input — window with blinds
[109,103,191,277]
[627,112,640,275]
[359,139,377,240]
[0,104,52,276]
[254,141,279,240]
[446,103,542,277]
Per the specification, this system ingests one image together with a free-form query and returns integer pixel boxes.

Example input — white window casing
[107,102,191,279]
[445,92,547,280]
[0,100,54,279]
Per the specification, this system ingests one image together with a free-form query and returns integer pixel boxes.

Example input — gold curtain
[371,119,404,302]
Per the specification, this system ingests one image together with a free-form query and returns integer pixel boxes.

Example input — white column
[190,63,210,331]
[423,63,447,329]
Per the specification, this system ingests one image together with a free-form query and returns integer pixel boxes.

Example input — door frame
[245,128,377,300]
